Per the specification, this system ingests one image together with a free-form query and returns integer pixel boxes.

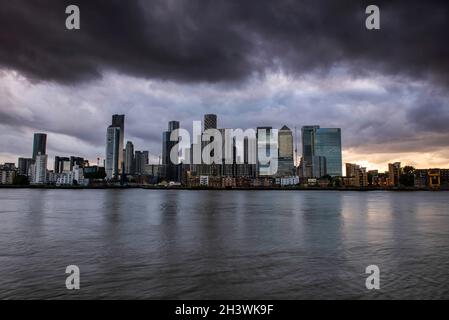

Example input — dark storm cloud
[0,0,448,85]
[407,95,449,134]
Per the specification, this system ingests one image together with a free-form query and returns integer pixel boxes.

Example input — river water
[0,189,448,299]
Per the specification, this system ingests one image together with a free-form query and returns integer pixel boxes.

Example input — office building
[125,141,135,174]
[277,125,295,177]
[257,126,277,176]
[314,128,342,177]
[196,115,221,177]
[162,121,180,181]
[204,114,217,131]
[105,126,121,179]
[134,150,149,175]
[301,126,320,177]
[111,114,125,174]
[168,120,180,132]
[32,133,47,160]
[300,126,342,178]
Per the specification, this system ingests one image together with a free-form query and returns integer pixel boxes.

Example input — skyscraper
[256,126,277,176]
[162,131,171,166]
[163,121,179,165]
[168,120,179,132]
[219,128,233,176]
[300,126,342,177]
[277,125,294,176]
[204,114,217,131]
[162,121,180,181]
[105,115,125,179]
[111,114,125,174]
[198,115,219,176]
[125,141,135,174]
[314,128,342,177]
[134,150,149,175]
[105,126,121,179]
[142,151,149,166]
[32,133,47,160]
[301,126,320,177]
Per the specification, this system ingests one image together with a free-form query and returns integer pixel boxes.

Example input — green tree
[402,166,415,175]
[13,175,29,185]
[400,166,415,187]
[368,172,374,185]
[84,167,106,180]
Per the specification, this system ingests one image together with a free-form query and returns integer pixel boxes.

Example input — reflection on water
[0,189,448,299]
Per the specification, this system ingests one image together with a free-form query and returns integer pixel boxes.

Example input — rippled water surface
[0,189,448,299]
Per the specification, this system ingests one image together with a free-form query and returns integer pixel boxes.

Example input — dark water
[0,189,448,299]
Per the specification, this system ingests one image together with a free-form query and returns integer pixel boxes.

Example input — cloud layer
[1,1,449,85]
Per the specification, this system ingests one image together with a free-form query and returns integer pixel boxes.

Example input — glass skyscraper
[277,125,294,176]
[204,114,217,131]
[105,126,121,179]
[257,126,277,176]
[32,133,47,160]
[314,128,342,177]
[301,126,342,177]
[111,114,125,174]
[162,121,180,181]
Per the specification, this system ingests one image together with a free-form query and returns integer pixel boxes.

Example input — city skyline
[3,114,448,189]
[2,113,448,177]
[1,1,449,172]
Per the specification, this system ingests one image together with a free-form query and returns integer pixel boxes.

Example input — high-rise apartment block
[31,153,47,184]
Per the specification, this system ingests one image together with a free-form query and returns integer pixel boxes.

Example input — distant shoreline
[0,185,447,191]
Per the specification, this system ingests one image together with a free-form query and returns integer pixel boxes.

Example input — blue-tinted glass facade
[301,126,319,161]
[314,128,342,177]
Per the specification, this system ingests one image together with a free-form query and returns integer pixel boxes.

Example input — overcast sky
[1,0,449,171]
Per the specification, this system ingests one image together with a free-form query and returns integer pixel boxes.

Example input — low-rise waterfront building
[388,162,401,187]
[345,163,368,187]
